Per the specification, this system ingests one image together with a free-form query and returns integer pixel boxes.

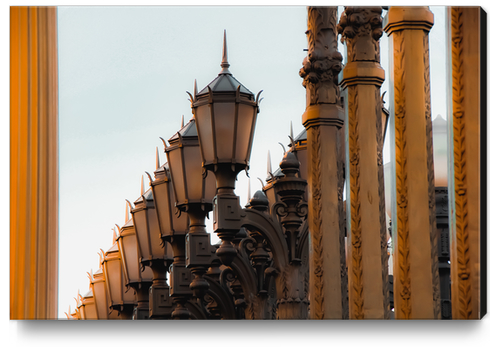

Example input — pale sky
[56,5,452,319]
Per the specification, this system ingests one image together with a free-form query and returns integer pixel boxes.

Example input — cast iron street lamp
[116,208,154,320]
[163,118,216,319]
[129,182,174,319]
[101,240,137,319]
[189,31,262,266]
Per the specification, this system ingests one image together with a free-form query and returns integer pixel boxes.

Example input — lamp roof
[196,30,254,97]
[168,118,198,143]
[134,188,153,203]
[121,218,134,228]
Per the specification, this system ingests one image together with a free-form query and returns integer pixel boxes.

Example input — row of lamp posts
[66,14,451,319]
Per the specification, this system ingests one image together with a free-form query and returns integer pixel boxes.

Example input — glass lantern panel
[84,302,97,319]
[133,209,150,261]
[235,103,255,163]
[213,102,235,161]
[183,145,204,202]
[92,280,108,319]
[120,231,139,284]
[153,183,173,237]
[195,104,214,164]
[148,207,165,259]
[168,148,185,204]
[106,258,123,305]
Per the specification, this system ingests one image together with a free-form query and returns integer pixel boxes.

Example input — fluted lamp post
[190,31,261,265]
[130,183,174,319]
[163,118,216,318]
[101,240,137,319]
[148,161,190,319]
[116,211,154,320]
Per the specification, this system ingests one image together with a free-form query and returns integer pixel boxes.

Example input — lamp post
[190,31,261,266]
[116,208,154,320]
[101,240,137,319]
[130,181,174,319]
[148,161,189,319]
[163,118,216,319]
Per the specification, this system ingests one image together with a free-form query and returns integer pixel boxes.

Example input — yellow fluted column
[339,7,390,319]
[383,7,441,319]
[300,6,348,319]
[447,6,482,320]
[10,6,59,319]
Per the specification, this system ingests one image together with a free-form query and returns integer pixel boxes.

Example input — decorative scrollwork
[451,6,472,319]
[393,31,412,319]
[338,7,383,62]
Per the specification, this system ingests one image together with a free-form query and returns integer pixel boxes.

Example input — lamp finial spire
[220,30,230,74]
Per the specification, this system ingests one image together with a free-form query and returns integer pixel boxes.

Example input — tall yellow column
[338,7,390,319]
[300,6,348,319]
[10,6,59,319]
[383,7,441,319]
[447,7,482,319]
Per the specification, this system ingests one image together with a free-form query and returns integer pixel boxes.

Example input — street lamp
[101,240,137,319]
[116,210,154,320]
[129,182,174,319]
[163,118,216,318]
[88,262,119,319]
[148,161,190,319]
[189,31,261,265]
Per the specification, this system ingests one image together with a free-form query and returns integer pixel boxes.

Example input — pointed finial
[141,175,144,196]
[124,202,129,224]
[181,115,185,129]
[156,147,160,170]
[290,121,294,140]
[112,227,117,244]
[220,30,230,74]
[194,79,198,99]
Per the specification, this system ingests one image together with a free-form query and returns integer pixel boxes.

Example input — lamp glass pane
[106,258,123,305]
[183,145,204,202]
[195,104,214,163]
[92,279,108,319]
[133,209,150,261]
[84,301,97,319]
[213,102,235,160]
[235,104,255,163]
[168,148,185,204]
[120,230,139,284]
[148,207,165,259]
[153,183,172,237]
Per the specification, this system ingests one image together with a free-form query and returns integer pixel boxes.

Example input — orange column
[447,6,482,319]
[10,6,58,319]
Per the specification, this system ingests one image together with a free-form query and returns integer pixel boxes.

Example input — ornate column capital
[338,7,384,63]
[383,6,434,36]
[299,6,344,109]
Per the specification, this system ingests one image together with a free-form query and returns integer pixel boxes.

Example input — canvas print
[9,5,486,321]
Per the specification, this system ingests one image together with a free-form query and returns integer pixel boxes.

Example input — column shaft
[339,7,390,319]
[447,6,482,319]
[300,6,348,319]
[383,6,441,319]
[10,6,59,320]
